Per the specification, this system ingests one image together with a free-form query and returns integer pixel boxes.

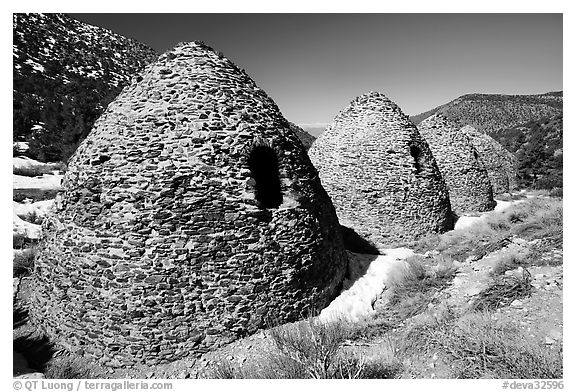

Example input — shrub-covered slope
[410,92,563,134]
[489,115,563,190]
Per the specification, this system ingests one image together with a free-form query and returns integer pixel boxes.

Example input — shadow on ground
[340,224,380,255]
[14,301,56,375]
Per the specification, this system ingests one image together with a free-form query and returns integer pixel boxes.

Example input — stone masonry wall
[502,148,519,191]
[308,92,453,247]
[418,114,496,214]
[29,41,348,368]
[460,125,515,195]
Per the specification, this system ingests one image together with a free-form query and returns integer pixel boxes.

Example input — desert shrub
[448,314,562,378]
[13,188,60,203]
[400,311,562,378]
[471,235,513,261]
[549,187,563,198]
[211,318,400,379]
[334,352,401,379]
[490,252,526,277]
[401,233,442,254]
[348,317,395,341]
[410,197,562,262]
[211,350,399,379]
[13,233,37,249]
[21,210,43,225]
[470,270,533,312]
[508,199,562,246]
[386,257,457,320]
[524,240,563,267]
[267,318,349,378]
[210,360,243,379]
[434,223,500,262]
[14,248,37,276]
[354,257,458,335]
[399,304,457,355]
[44,356,93,379]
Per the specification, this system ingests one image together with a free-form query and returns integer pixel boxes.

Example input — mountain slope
[410,92,563,134]
[488,115,562,190]
[289,123,316,150]
[13,13,158,162]
[299,124,328,138]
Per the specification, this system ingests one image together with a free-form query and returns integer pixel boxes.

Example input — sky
[69,13,563,126]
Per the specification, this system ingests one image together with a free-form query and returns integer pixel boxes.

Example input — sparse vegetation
[20,210,43,225]
[14,247,37,276]
[400,311,562,378]
[13,188,60,203]
[13,233,38,249]
[406,197,562,266]
[348,256,457,341]
[491,115,563,190]
[44,356,94,379]
[470,271,533,312]
[14,161,66,177]
[211,318,400,379]
[496,193,527,201]
[549,187,563,198]
[490,252,526,277]
[383,257,457,321]
[410,92,562,134]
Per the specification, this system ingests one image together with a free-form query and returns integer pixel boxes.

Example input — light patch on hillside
[13,174,63,191]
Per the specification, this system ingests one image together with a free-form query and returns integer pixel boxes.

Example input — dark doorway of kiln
[248,146,283,209]
[410,144,424,173]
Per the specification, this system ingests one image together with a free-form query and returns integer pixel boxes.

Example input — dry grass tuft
[210,318,401,379]
[350,256,458,340]
[406,197,562,266]
[490,252,526,277]
[13,247,37,277]
[44,356,93,379]
[470,270,533,312]
[400,311,562,378]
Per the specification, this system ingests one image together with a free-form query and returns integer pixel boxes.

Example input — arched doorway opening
[248,146,283,208]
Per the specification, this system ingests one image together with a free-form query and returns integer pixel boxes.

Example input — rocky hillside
[410,92,563,134]
[13,13,158,162]
[299,124,328,138]
[289,122,316,150]
[489,115,563,190]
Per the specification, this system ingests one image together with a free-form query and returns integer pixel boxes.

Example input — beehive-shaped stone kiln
[418,114,496,214]
[460,125,516,194]
[502,148,519,191]
[308,91,453,247]
[30,41,348,367]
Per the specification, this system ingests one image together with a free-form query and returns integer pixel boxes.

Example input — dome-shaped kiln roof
[308,91,453,246]
[30,41,348,367]
[418,113,496,214]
